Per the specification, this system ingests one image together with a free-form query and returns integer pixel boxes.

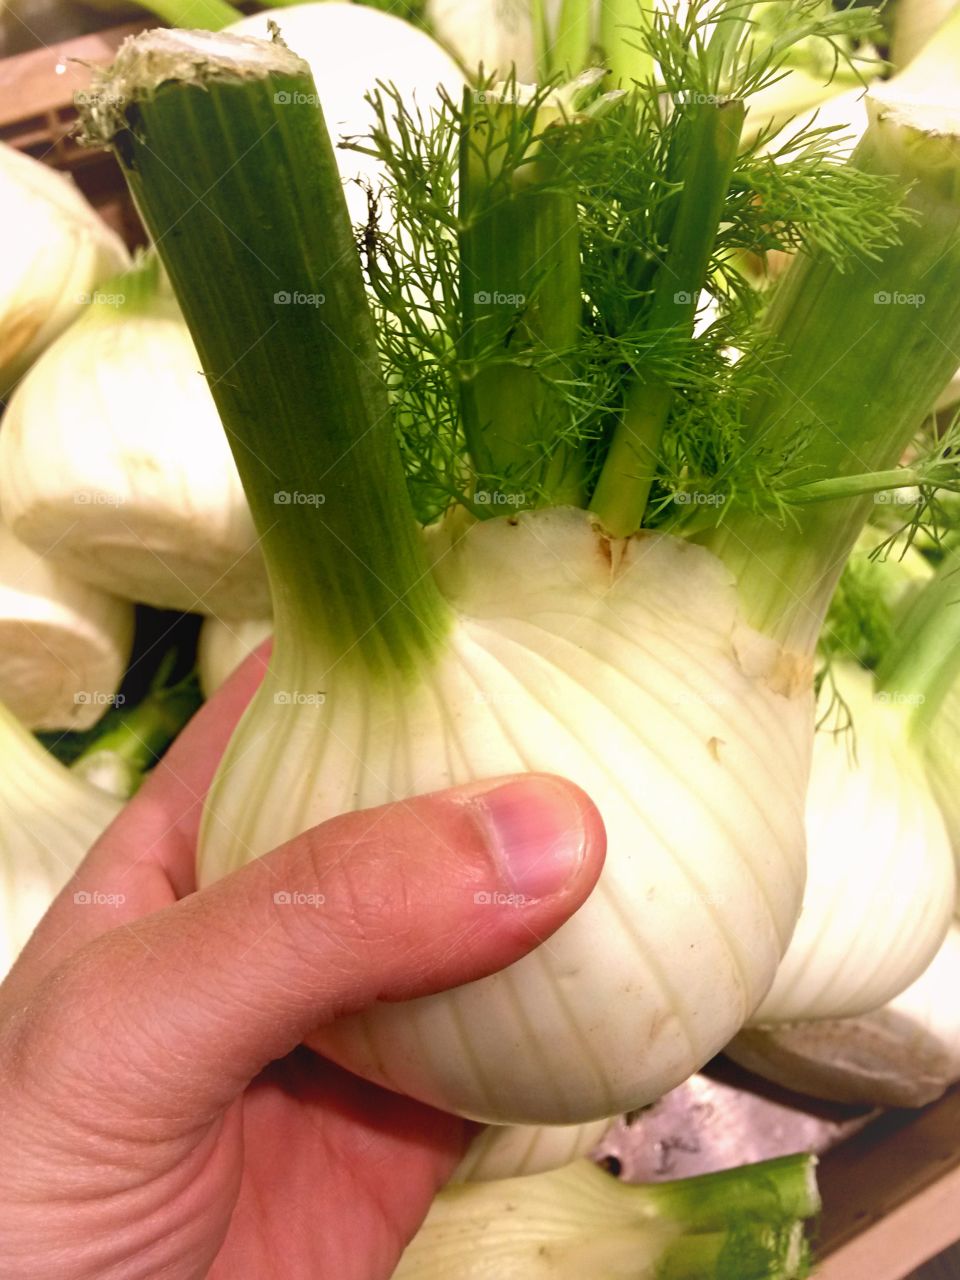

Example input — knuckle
[283,822,412,955]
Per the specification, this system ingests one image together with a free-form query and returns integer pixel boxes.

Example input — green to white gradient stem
[457,84,588,507]
[876,544,960,736]
[395,1153,820,1279]
[71,673,200,798]
[550,0,593,78]
[133,0,238,30]
[599,0,654,89]
[703,35,960,654]
[77,29,450,680]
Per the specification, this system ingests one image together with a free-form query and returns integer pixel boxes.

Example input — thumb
[16,775,604,1122]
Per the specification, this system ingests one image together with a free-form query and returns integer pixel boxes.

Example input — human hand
[0,655,605,1280]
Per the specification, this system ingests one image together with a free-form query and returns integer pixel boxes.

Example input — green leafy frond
[348,0,907,529]
[645,0,882,105]
[726,121,912,269]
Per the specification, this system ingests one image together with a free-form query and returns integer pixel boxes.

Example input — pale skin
[0,655,605,1279]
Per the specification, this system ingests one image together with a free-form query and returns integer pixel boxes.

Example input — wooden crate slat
[817,1083,960,1270]
[0,21,147,128]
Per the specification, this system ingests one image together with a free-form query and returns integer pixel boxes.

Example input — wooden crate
[0,21,150,247]
[2,23,958,1279]
[595,1063,960,1278]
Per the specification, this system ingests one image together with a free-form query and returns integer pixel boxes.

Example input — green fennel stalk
[71,667,201,798]
[703,8,960,650]
[877,543,960,736]
[124,0,238,29]
[394,1153,820,1279]
[81,30,449,678]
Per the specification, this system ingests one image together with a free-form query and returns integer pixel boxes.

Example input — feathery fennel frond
[350,0,907,530]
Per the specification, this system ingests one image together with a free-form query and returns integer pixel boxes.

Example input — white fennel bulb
[202,510,813,1124]
[729,921,960,1108]
[395,1154,820,1279]
[0,141,128,393]
[0,256,270,617]
[893,0,960,68]
[426,0,542,80]
[451,1119,611,1183]
[197,615,272,697]
[0,701,121,974]
[229,3,464,229]
[748,662,955,1024]
[0,522,134,731]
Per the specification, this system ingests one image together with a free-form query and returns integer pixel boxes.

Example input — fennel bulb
[0,522,134,731]
[426,0,544,80]
[290,512,813,1123]
[197,616,272,697]
[0,142,128,394]
[747,661,955,1023]
[893,0,960,68]
[0,700,121,975]
[731,543,960,1099]
[0,256,270,618]
[729,921,960,1108]
[452,1118,611,1183]
[395,1154,820,1279]
[229,3,464,229]
[79,10,960,1126]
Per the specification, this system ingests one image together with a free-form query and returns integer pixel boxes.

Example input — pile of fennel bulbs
[744,659,955,1025]
[0,4,461,618]
[0,141,128,394]
[0,255,271,617]
[727,539,960,1107]
[0,699,122,975]
[0,520,133,730]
